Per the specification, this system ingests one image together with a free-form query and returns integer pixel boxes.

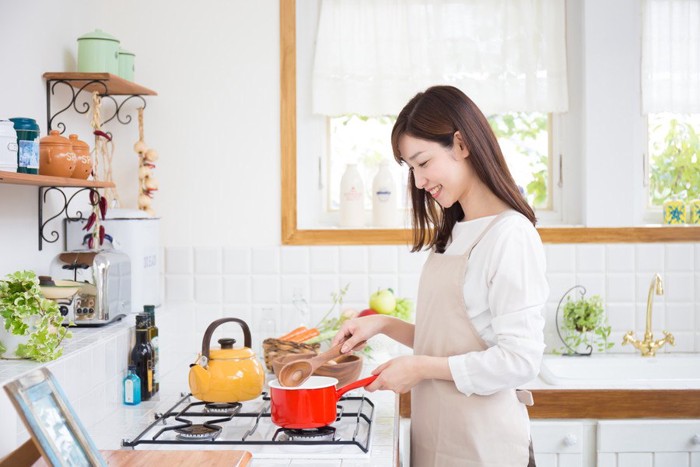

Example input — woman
[332,85,548,466]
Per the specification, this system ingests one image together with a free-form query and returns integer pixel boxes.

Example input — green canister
[77,29,120,74]
[9,118,40,174]
[118,48,135,81]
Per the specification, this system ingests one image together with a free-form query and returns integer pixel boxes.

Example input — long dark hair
[391,85,536,253]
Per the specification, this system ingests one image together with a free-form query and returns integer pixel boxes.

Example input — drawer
[597,420,700,453]
[532,421,584,453]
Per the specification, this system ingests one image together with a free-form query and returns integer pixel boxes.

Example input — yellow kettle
[188,317,265,402]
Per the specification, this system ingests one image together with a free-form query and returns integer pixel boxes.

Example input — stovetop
[121,391,375,459]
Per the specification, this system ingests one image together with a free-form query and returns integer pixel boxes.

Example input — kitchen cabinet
[597,420,700,467]
[531,421,589,467]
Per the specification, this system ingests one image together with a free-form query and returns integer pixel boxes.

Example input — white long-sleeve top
[443,211,548,397]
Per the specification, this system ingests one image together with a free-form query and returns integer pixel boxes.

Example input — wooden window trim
[280,0,700,245]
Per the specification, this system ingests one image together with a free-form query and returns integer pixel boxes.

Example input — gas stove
[121,392,375,459]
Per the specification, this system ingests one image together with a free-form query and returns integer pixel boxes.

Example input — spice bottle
[372,160,397,227]
[123,365,141,406]
[130,313,154,401]
[339,163,365,228]
[144,305,159,395]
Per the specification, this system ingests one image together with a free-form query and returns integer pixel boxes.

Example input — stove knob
[59,305,69,316]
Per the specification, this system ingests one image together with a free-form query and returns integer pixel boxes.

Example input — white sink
[539,354,700,386]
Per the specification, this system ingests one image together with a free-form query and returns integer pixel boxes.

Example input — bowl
[272,353,363,387]
[39,280,83,300]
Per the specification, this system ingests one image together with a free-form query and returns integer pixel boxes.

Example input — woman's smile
[427,184,443,199]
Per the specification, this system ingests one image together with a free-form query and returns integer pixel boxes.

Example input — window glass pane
[648,113,700,206]
[327,113,549,211]
[487,112,550,209]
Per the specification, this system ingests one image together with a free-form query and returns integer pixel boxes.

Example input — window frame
[280,0,700,245]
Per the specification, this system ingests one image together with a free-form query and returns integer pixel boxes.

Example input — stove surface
[121,392,375,459]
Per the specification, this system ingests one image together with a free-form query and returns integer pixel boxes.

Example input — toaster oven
[49,249,131,326]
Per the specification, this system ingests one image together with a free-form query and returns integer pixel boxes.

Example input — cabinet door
[597,420,700,467]
[531,421,585,467]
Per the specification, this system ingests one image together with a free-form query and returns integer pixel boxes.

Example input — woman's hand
[366,356,424,394]
[331,315,387,353]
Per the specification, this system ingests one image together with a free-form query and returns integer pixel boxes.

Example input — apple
[358,308,378,317]
[369,289,396,315]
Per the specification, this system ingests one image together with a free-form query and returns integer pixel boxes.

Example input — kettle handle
[201,317,253,360]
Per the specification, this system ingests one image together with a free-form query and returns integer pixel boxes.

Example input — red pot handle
[335,374,379,399]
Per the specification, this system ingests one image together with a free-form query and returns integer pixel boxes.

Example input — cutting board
[31,449,252,466]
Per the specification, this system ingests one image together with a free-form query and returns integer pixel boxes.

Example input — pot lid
[209,338,255,360]
[77,29,120,43]
[118,47,135,56]
[40,130,71,147]
[68,134,89,149]
[9,117,39,131]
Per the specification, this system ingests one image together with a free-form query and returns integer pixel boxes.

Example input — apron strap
[465,210,521,259]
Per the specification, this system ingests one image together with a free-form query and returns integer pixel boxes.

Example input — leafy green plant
[559,294,613,354]
[0,270,72,362]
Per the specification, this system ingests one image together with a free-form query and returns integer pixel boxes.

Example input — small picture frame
[3,368,106,467]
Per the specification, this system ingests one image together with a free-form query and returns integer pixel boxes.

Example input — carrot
[278,326,308,341]
[289,328,320,343]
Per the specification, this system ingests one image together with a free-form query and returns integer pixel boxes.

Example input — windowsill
[283,224,700,245]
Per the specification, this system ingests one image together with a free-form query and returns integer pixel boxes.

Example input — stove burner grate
[277,426,337,442]
[204,402,242,414]
[175,423,222,440]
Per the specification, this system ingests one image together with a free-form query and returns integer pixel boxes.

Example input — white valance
[312,0,569,116]
[642,0,700,114]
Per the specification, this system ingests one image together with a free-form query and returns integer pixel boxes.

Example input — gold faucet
[622,273,674,356]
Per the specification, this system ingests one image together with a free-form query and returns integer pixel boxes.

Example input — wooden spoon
[278,343,346,387]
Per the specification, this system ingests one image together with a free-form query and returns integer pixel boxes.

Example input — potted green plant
[0,270,72,362]
[558,293,613,355]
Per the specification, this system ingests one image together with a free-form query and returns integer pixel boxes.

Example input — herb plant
[0,270,72,362]
[560,294,613,354]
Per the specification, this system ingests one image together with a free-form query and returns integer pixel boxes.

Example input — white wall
[0,0,280,277]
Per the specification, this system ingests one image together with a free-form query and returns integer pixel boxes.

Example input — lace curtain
[312,0,569,116]
[642,0,700,113]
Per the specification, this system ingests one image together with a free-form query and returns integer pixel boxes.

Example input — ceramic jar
[68,134,92,179]
[39,130,76,178]
[118,48,135,81]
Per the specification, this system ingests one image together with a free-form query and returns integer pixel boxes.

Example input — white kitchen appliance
[65,210,161,312]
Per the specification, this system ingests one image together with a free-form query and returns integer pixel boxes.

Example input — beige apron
[411,211,532,467]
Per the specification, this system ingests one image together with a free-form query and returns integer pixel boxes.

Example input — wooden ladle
[277,343,346,387]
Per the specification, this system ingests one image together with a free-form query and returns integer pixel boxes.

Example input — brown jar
[68,134,92,180]
[39,130,75,178]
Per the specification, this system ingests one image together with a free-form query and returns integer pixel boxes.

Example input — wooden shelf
[42,72,157,96]
[0,171,114,188]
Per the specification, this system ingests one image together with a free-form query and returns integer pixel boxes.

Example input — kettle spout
[188,361,211,398]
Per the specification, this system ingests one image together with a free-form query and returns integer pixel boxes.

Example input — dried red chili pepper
[90,190,99,206]
[83,212,97,231]
[87,236,94,249]
[99,225,106,245]
[99,196,107,220]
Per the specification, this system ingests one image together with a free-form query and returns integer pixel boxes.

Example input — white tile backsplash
[223,247,251,274]
[665,244,695,272]
[339,246,368,273]
[164,242,699,354]
[606,245,636,272]
[194,246,222,274]
[251,247,280,274]
[281,247,310,274]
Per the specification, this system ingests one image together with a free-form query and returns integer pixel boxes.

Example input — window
[326,112,552,215]
[647,113,700,206]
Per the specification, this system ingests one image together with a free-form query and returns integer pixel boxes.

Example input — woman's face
[398,133,472,209]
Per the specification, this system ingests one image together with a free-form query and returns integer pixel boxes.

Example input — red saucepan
[268,374,378,429]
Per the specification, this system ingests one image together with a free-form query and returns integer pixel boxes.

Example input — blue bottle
[123,365,142,405]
